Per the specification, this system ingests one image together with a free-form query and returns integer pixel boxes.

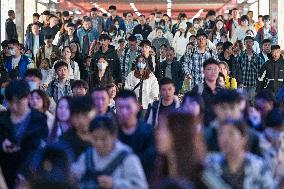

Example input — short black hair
[8,10,15,16]
[71,80,89,90]
[84,56,92,62]
[240,15,249,22]
[102,13,108,17]
[54,61,68,72]
[216,42,224,48]
[8,39,19,46]
[108,5,117,10]
[255,90,276,104]
[24,69,43,80]
[5,79,30,102]
[207,10,216,17]
[262,15,270,21]
[99,34,111,41]
[196,31,207,39]
[244,36,254,42]
[213,89,242,105]
[271,45,281,51]
[128,35,137,42]
[89,116,117,134]
[91,7,98,12]
[33,13,40,18]
[222,41,233,51]
[262,38,271,45]
[265,108,284,128]
[159,77,174,87]
[116,90,137,102]
[62,11,69,17]
[1,40,9,48]
[258,15,263,18]
[140,39,151,47]
[203,58,219,69]
[70,96,93,115]
[160,44,168,49]
[44,35,53,40]
[42,10,50,16]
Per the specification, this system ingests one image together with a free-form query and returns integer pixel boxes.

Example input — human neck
[14,52,21,58]
[11,107,31,123]
[98,70,106,77]
[120,118,138,134]
[198,46,206,53]
[226,150,245,173]
[59,78,67,84]
[102,46,109,53]
[247,49,253,55]
[63,57,70,63]
[162,97,174,106]
[205,79,217,91]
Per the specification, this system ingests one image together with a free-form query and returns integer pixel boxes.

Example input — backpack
[79,148,129,189]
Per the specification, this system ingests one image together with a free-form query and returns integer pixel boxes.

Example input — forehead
[116,97,136,104]
[205,64,219,69]
[93,90,109,97]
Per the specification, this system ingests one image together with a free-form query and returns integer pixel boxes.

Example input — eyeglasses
[205,68,219,72]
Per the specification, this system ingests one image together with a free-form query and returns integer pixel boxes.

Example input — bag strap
[132,77,144,91]
[102,151,129,175]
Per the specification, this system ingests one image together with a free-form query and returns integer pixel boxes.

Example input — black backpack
[79,148,129,189]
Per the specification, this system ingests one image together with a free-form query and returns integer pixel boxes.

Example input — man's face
[204,64,219,82]
[197,36,207,48]
[141,44,151,55]
[115,97,139,124]
[258,17,263,23]
[72,86,87,97]
[226,46,233,55]
[91,10,99,17]
[49,17,58,26]
[160,84,175,101]
[67,26,75,36]
[126,13,133,22]
[71,110,96,133]
[83,21,92,30]
[245,39,254,50]
[25,76,41,89]
[33,16,39,23]
[8,44,19,56]
[44,39,53,47]
[100,39,110,48]
[128,40,137,51]
[32,25,39,35]
[232,10,239,18]
[166,50,175,62]
[214,103,241,121]
[247,12,253,19]
[272,49,281,61]
[42,15,49,23]
[262,42,271,54]
[109,9,117,17]
[92,91,110,114]
[56,66,69,80]
[9,97,29,115]
[139,16,146,25]
[264,19,271,27]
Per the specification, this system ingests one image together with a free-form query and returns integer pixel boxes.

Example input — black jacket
[218,52,238,77]
[160,59,184,93]
[133,24,153,40]
[92,46,122,83]
[5,18,18,40]
[0,109,48,188]
[257,55,284,93]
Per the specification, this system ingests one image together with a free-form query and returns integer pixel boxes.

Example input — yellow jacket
[225,76,237,89]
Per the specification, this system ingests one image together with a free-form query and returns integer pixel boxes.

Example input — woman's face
[63,47,72,59]
[40,60,49,69]
[29,92,44,112]
[64,23,69,31]
[108,86,117,99]
[219,64,228,76]
[70,43,77,53]
[91,128,115,156]
[57,99,70,122]
[216,20,224,30]
[241,19,248,26]
[218,124,246,155]
[155,118,173,155]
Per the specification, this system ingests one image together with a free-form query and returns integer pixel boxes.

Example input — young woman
[125,55,159,114]
[219,61,237,89]
[48,96,72,143]
[39,58,54,89]
[207,119,274,189]
[72,116,148,189]
[172,21,191,60]
[231,15,256,44]
[29,89,55,133]
[70,41,84,72]
[89,56,113,91]
[53,21,69,47]
[106,83,118,110]
[208,19,228,45]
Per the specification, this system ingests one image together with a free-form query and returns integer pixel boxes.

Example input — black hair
[156,11,162,15]
[116,89,137,102]
[44,35,53,40]
[182,91,205,113]
[265,108,284,128]
[99,33,111,41]
[70,96,93,115]
[159,77,174,87]
[71,80,89,90]
[128,35,137,42]
[42,10,50,16]
[54,61,68,72]
[216,42,224,48]
[157,178,195,189]
[140,39,151,47]
[8,10,15,16]
[262,38,271,45]
[91,7,98,12]
[160,44,168,49]
[89,116,117,134]
[49,14,57,19]
[218,72,225,81]
[8,39,19,46]
[244,36,254,42]
[82,16,92,23]
[213,89,242,105]
[203,58,219,69]
[262,15,270,21]
[255,90,276,104]
[108,5,117,10]
[33,13,40,18]
[62,11,69,17]
[1,40,9,48]
[24,68,43,80]
[240,15,249,22]
[271,45,281,51]
[222,41,233,51]
[84,56,92,62]
[258,15,263,18]
[5,79,30,101]
[207,10,216,17]
[102,13,108,17]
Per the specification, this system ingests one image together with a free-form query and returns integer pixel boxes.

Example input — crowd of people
[0,5,284,189]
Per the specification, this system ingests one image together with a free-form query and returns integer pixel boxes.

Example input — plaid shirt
[47,79,73,103]
[119,48,140,82]
[237,50,262,87]
[183,47,218,88]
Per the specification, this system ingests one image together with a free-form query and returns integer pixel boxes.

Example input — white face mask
[9,48,16,56]
[97,63,107,70]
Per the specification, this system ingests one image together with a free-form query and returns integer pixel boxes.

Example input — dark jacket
[89,68,113,91]
[57,33,79,48]
[5,18,18,40]
[259,52,272,65]
[41,25,60,39]
[257,55,284,93]
[92,46,122,83]
[218,52,238,78]
[105,15,126,32]
[5,55,33,79]
[35,45,61,67]
[160,59,184,93]
[0,109,48,188]
[133,24,153,40]
[24,33,45,51]
[25,22,43,35]
[118,120,156,179]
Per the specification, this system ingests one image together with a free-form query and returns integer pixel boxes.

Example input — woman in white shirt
[231,15,256,44]
[172,21,191,60]
[125,55,159,113]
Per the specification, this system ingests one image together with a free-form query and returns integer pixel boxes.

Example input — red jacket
[226,18,241,38]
